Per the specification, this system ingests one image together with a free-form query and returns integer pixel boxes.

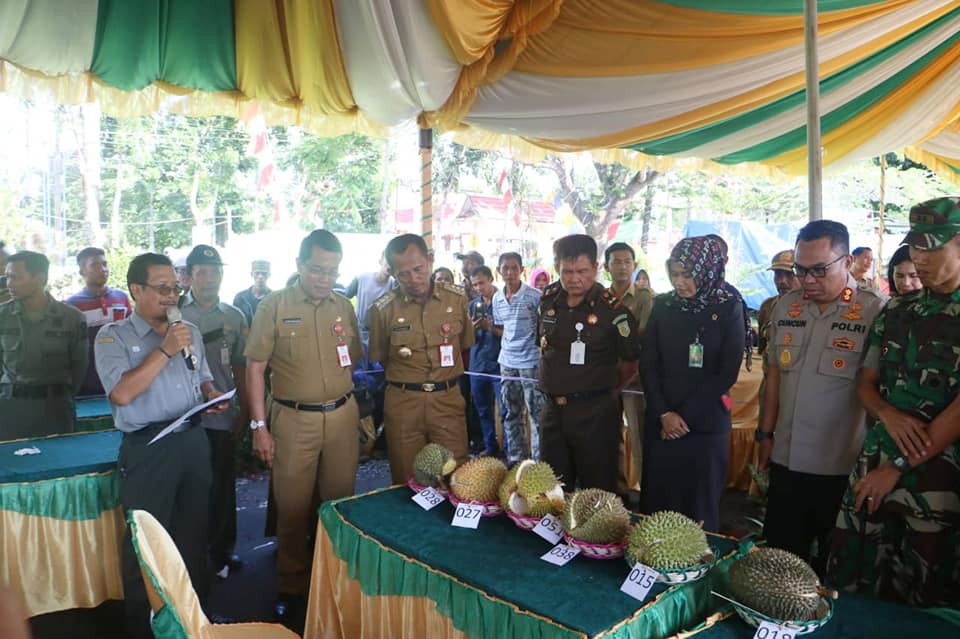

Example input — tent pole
[804,0,823,221]
[419,128,434,251]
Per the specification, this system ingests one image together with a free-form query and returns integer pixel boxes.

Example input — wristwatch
[754,428,774,442]
[249,419,266,431]
[891,454,910,473]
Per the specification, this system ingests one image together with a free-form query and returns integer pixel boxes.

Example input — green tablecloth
[0,430,121,519]
[75,397,114,432]
[321,486,748,639]
[685,592,960,638]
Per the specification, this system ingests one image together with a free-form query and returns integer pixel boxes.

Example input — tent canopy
[2,0,959,181]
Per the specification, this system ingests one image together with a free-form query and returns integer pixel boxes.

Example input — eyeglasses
[793,254,846,279]
[140,283,183,297]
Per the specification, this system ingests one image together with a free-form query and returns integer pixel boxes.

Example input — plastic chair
[129,509,300,639]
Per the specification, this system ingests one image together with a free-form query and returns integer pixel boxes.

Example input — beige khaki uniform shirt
[367,282,474,383]
[244,284,361,403]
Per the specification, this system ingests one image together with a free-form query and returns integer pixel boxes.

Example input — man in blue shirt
[492,252,544,463]
[469,265,503,457]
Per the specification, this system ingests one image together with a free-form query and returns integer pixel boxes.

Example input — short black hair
[385,234,428,270]
[604,242,635,265]
[887,244,913,294]
[498,252,523,268]
[432,266,454,281]
[470,265,493,280]
[7,251,49,279]
[553,234,597,265]
[298,229,343,262]
[126,253,172,298]
[76,247,105,268]
[705,234,728,258]
[851,246,872,257]
[795,220,850,256]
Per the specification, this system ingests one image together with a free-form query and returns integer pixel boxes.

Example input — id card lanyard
[688,327,704,368]
[570,322,586,365]
[334,318,352,367]
[439,323,455,367]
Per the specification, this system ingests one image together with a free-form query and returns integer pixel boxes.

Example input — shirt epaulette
[541,282,562,299]
[373,290,397,310]
[439,282,466,297]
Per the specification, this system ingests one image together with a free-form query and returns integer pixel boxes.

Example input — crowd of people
[1,197,959,635]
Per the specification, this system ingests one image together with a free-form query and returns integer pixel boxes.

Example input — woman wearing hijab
[640,236,745,531]
[529,267,551,292]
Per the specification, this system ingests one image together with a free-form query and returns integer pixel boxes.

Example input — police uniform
[609,283,652,492]
[538,282,640,492]
[180,291,247,570]
[244,282,361,596]
[367,281,474,484]
[0,294,87,440]
[95,311,214,639]
[763,276,885,568]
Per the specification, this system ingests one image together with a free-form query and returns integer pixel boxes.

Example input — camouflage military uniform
[827,289,960,607]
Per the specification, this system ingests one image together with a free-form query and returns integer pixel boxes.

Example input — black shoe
[225,553,243,569]
[273,594,305,620]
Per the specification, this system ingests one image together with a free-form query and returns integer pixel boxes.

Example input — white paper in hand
[540,543,580,566]
[451,502,484,528]
[620,563,661,602]
[753,621,796,639]
[532,513,563,544]
[412,487,445,511]
[147,389,237,445]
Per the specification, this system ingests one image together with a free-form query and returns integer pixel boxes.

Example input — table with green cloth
[75,397,114,432]
[305,486,748,639]
[679,592,960,638]
[0,430,124,616]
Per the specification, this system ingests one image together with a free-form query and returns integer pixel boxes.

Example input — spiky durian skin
[516,461,560,496]
[412,443,455,487]
[561,489,630,544]
[626,511,709,570]
[499,464,521,509]
[524,494,554,518]
[728,548,822,622]
[450,457,507,502]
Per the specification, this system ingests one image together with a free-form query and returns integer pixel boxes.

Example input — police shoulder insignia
[541,282,562,298]
[841,287,854,303]
[373,290,397,309]
[440,282,466,296]
[600,289,622,309]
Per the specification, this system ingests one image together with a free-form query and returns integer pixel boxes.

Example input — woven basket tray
[732,596,834,635]
[506,509,541,530]
[562,532,626,560]
[623,550,716,584]
[448,493,503,517]
[406,476,449,497]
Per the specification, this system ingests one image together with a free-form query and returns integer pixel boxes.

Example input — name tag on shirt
[336,343,352,368]
[439,343,455,367]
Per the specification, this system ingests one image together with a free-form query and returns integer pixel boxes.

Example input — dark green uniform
[0,294,87,440]
[827,289,960,607]
[538,282,639,491]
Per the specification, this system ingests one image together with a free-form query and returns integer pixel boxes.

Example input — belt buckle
[321,400,337,411]
[555,396,568,406]
[421,383,436,392]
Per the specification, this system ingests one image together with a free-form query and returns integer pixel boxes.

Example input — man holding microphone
[95,253,228,639]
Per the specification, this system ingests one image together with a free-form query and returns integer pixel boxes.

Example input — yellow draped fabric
[521,3,959,152]
[305,520,469,639]
[766,37,960,174]
[423,0,563,130]
[0,507,124,617]
[906,146,960,186]
[515,0,919,76]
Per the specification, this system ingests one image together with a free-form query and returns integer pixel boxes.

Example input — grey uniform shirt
[95,311,213,432]
[766,277,886,475]
[180,294,247,431]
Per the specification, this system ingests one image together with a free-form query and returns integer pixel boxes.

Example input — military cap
[903,197,960,250]
[768,249,795,272]
[186,244,225,267]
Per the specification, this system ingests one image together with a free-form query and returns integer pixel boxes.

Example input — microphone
[165,306,196,370]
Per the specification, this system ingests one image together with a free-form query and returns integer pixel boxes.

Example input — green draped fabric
[683,593,960,637]
[654,0,893,15]
[323,487,748,639]
[0,430,120,483]
[625,7,960,158]
[0,470,118,520]
[128,513,191,639]
[90,0,238,91]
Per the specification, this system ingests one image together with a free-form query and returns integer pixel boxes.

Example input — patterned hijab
[665,236,735,314]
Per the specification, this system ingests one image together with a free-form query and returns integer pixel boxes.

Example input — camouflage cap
[768,249,795,271]
[903,197,960,250]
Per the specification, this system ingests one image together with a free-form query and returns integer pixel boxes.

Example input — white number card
[532,513,563,544]
[620,563,661,602]
[752,622,795,639]
[451,502,484,528]
[411,487,445,511]
[540,543,580,566]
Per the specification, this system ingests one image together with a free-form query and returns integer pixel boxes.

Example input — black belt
[274,392,352,412]
[387,378,459,393]
[0,383,68,399]
[139,413,202,436]
[547,388,613,406]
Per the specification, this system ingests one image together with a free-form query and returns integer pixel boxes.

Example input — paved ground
[29,459,763,638]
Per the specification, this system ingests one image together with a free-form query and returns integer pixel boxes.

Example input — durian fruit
[412,443,457,488]
[498,464,520,510]
[450,457,508,502]
[561,488,631,544]
[507,460,565,517]
[728,548,827,622]
[626,511,711,570]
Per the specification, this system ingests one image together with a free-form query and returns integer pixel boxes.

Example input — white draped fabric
[0,0,97,74]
